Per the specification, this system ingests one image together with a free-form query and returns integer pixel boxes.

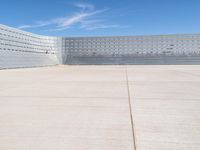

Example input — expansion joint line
[125,67,137,150]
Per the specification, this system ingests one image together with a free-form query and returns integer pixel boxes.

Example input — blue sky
[0,0,200,36]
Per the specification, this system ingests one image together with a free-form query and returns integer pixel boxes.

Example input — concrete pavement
[0,65,199,150]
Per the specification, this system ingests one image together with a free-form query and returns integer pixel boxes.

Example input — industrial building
[1,24,200,68]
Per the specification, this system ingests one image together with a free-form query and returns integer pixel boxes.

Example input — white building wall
[64,35,200,57]
[0,24,59,69]
[63,35,200,64]
[1,24,200,66]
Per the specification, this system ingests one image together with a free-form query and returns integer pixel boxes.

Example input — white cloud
[79,19,122,30]
[18,2,122,32]
[81,24,121,30]
[55,9,107,28]
[18,20,54,29]
[18,25,33,29]
[73,2,95,11]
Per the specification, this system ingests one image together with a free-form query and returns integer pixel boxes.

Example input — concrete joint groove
[125,68,137,150]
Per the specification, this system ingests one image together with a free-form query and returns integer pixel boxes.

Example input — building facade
[1,24,200,68]
[63,35,200,64]
[0,24,60,69]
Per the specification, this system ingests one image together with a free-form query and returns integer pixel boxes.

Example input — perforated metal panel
[1,24,200,67]
[62,35,200,64]
[0,24,60,69]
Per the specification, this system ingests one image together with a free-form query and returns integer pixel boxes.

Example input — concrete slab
[127,65,200,150]
[0,66,134,150]
[0,65,200,150]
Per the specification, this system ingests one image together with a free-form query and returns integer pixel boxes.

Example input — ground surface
[0,65,199,150]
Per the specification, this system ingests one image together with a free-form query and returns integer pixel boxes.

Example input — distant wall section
[63,35,200,65]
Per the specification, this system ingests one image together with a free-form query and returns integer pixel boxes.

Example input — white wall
[1,24,200,67]
[63,35,200,64]
[0,24,59,69]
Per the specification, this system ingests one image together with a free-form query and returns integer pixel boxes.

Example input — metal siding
[0,24,60,69]
[1,24,200,66]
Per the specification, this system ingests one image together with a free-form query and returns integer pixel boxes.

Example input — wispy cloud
[82,24,121,30]
[53,9,108,30]
[79,19,122,30]
[18,21,53,29]
[73,2,95,11]
[18,25,33,29]
[18,2,123,31]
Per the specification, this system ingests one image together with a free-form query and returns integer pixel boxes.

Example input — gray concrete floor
[0,65,199,150]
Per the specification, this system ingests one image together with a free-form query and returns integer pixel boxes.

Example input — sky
[0,0,200,37]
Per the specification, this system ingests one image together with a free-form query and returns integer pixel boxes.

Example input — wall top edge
[0,24,56,39]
